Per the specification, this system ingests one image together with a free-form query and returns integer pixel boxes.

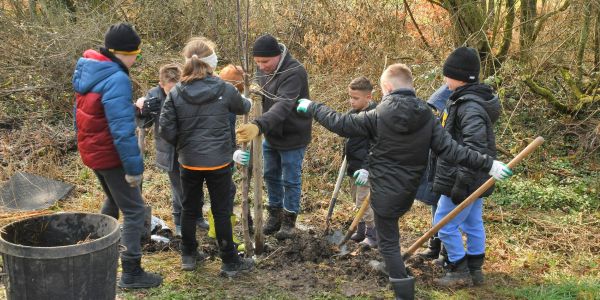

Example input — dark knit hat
[104,23,141,54]
[252,34,282,57]
[443,47,480,83]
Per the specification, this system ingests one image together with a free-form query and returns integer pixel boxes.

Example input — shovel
[401,136,545,260]
[324,156,348,235]
[327,192,371,256]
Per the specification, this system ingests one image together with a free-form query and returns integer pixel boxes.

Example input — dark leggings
[179,166,237,263]
[374,212,409,279]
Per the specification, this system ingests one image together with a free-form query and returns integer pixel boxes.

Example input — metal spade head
[325,229,344,245]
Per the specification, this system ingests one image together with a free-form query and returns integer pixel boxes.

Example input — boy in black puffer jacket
[344,76,378,249]
[432,47,501,288]
[135,64,209,236]
[296,63,512,300]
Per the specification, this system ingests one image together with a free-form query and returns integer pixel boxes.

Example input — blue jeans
[434,195,485,262]
[263,140,306,214]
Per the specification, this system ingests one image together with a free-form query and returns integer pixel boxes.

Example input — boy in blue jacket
[73,23,162,288]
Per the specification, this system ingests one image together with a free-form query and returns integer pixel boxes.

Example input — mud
[142,228,182,252]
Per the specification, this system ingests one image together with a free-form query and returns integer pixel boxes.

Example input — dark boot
[434,244,447,266]
[118,258,162,289]
[262,206,282,235]
[434,256,472,287]
[390,276,415,300]
[181,250,208,271]
[274,210,297,240]
[359,225,377,249]
[220,256,255,277]
[350,221,366,242]
[417,237,441,260]
[196,216,209,230]
[467,254,485,286]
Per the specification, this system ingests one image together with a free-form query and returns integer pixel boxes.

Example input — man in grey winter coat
[236,34,311,240]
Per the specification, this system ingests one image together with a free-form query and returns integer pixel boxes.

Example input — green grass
[510,276,600,300]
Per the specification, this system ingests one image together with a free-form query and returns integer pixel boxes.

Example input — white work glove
[233,149,250,166]
[242,95,253,111]
[488,160,513,181]
[353,169,369,186]
[135,97,146,110]
[296,98,313,113]
[125,174,143,187]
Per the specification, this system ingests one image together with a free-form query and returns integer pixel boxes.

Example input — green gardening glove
[296,98,313,114]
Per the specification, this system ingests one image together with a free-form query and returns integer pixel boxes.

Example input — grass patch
[510,276,600,300]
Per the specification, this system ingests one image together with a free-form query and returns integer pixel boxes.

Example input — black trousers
[374,212,409,279]
[180,166,236,263]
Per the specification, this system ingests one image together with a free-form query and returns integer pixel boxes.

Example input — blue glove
[233,150,250,166]
[353,169,369,186]
[297,98,313,113]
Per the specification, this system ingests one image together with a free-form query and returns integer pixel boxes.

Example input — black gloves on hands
[142,96,161,116]
[450,177,473,205]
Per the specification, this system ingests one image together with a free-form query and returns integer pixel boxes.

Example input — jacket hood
[379,89,431,134]
[72,49,123,94]
[178,76,226,105]
[451,83,500,123]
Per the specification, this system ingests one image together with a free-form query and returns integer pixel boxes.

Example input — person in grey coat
[235,34,311,240]
[159,37,254,277]
[135,64,208,236]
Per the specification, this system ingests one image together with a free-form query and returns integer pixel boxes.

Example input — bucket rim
[0,212,120,259]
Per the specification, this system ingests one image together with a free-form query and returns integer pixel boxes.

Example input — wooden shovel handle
[339,193,371,246]
[325,156,348,230]
[402,136,545,260]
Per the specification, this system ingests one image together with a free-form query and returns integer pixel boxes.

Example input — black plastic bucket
[0,212,120,300]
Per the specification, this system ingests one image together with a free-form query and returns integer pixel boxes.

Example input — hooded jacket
[432,83,500,199]
[253,43,312,150]
[72,49,142,176]
[158,76,251,168]
[309,89,493,218]
[344,101,377,176]
[136,86,177,172]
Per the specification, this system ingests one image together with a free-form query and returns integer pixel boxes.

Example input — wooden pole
[236,0,253,256]
[402,136,545,260]
[252,100,265,254]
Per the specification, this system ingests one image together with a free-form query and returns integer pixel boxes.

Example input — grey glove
[125,174,143,187]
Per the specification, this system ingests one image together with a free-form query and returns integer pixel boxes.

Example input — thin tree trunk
[519,0,537,59]
[497,0,515,62]
[594,5,600,72]
[577,1,592,84]
[236,0,253,257]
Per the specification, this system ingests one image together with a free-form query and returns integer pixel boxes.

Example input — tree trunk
[594,4,600,72]
[577,1,592,84]
[497,0,515,62]
[519,0,537,59]
[443,0,494,71]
